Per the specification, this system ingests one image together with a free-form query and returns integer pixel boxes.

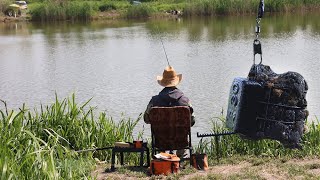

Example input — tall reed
[196,116,320,163]
[26,0,320,21]
[98,1,131,12]
[126,4,155,19]
[183,0,320,16]
[0,0,11,15]
[30,0,96,21]
[0,94,142,179]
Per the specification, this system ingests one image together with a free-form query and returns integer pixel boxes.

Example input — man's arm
[189,106,195,127]
[143,99,153,124]
[179,96,195,126]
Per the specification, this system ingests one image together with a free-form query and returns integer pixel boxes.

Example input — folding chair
[149,106,193,165]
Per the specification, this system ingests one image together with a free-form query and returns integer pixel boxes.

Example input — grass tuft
[0,94,142,179]
[195,116,320,161]
[126,4,154,19]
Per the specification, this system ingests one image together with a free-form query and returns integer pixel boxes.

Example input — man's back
[151,87,190,107]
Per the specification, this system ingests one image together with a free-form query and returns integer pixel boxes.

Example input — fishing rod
[74,146,114,153]
[51,133,114,153]
[160,37,171,67]
[156,26,171,67]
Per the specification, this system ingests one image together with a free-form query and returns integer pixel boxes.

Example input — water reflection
[0,13,319,138]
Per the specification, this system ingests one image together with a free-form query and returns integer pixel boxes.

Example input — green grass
[25,0,320,21]
[183,0,320,16]
[195,117,320,162]
[29,0,97,21]
[1,94,320,178]
[126,4,155,19]
[0,0,12,15]
[0,94,142,179]
[99,0,130,11]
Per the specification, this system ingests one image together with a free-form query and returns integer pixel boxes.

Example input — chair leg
[189,148,193,166]
[140,151,144,167]
[111,149,116,171]
[152,148,155,157]
[146,147,150,167]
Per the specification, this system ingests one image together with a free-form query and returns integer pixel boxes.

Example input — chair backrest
[149,106,191,150]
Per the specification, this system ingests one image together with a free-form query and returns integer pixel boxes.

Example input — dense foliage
[1,94,320,178]
[196,117,320,164]
[23,0,320,20]
[0,0,13,15]
[0,94,142,179]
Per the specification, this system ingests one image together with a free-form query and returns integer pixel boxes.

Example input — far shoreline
[1,7,320,23]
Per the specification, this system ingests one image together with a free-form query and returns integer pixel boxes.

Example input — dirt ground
[0,13,30,22]
[91,157,320,179]
[0,16,24,22]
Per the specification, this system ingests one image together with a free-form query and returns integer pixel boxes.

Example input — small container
[133,140,143,148]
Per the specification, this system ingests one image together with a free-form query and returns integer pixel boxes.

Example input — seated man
[143,66,195,157]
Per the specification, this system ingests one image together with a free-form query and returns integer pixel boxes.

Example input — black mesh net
[248,64,308,148]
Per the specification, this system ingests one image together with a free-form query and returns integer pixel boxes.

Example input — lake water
[0,13,320,140]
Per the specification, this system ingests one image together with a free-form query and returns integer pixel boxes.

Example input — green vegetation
[0,94,142,179]
[1,95,320,178]
[183,0,259,16]
[184,0,320,16]
[126,4,154,18]
[0,0,12,15]
[196,117,320,164]
[22,0,320,21]
[29,0,97,21]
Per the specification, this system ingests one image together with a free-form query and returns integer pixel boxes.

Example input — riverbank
[1,0,320,22]
[0,10,178,23]
[0,15,29,22]
[92,156,320,179]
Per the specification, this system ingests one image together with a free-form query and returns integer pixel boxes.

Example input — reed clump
[0,94,142,179]
[126,4,155,19]
[183,0,320,16]
[0,0,11,15]
[30,0,96,21]
[26,0,320,21]
[196,117,320,162]
[98,1,130,12]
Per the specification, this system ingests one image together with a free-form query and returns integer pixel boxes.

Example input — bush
[0,0,11,14]
[29,0,95,21]
[0,94,142,178]
[126,4,154,18]
[99,2,116,12]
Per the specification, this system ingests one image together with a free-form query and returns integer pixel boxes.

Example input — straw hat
[157,66,182,87]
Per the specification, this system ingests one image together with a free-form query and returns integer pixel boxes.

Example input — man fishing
[143,66,195,158]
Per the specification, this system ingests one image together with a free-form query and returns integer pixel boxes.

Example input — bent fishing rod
[61,138,113,153]
[156,26,171,67]
[74,146,114,153]
[160,36,171,67]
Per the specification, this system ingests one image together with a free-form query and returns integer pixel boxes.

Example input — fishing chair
[149,106,193,165]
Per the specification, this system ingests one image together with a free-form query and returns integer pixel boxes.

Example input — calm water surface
[1,13,320,139]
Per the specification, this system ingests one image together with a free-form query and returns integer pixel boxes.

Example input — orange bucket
[133,140,143,148]
[150,159,179,175]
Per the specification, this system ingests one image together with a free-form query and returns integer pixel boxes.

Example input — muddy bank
[0,11,180,23]
[0,15,30,23]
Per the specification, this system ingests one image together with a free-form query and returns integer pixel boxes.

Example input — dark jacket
[144,87,195,126]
